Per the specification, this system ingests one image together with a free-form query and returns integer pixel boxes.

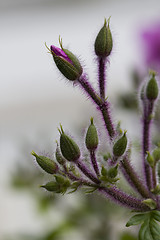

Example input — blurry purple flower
[141,23,160,71]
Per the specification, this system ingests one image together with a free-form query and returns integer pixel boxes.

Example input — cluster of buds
[32,18,160,240]
[32,117,129,194]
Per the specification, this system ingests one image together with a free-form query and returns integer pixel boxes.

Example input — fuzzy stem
[90,150,100,177]
[99,186,150,211]
[152,166,157,189]
[78,75,116,139]
[142,100,154,190]
[76,159,100,184]
[78,75,101,106]
[67,173,98,187]
[120,155,152,198]
[98,57,106,100]
[98,101,116,139]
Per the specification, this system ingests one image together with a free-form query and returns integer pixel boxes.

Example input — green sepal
[146,151,155,168]
[84,186,98,194]
[108,164,119,178]
[100,165,119,184]
[68,181,81,194]
[63,48,82,76]
[126,213,146,227]
[53,55,80,81]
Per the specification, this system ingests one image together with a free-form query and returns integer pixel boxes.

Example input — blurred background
[1,0,160,239]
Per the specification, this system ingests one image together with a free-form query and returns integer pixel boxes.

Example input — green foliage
[126,211,160,240]
[100,165,119,184]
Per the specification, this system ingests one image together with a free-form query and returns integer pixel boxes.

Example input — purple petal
[141,23,160,71]
[50,45,72,64]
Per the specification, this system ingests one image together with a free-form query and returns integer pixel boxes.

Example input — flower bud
[55,142,66,165]
[146,73,159,100]
[50,38,82,81]
[108,164,119,178]
[41,181,60,192]
[142,198,157,210]
[31,151,58,174]
[41,176,70,194]
[94,18,113,57]
[146,151,155,168]
[59,125,80,162]
[113,131,127,157]
[153,147,160,162]
[85,118,98,150]
[101,166,107,176]
[151,184,160,195]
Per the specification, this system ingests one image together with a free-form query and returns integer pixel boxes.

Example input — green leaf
[127,211,160,240]
[152,211,160,222]
[138,217,160,240]
[139,219,151,240]
[84,186,98,194]
[126,214,146,227]
[150,219,160,239]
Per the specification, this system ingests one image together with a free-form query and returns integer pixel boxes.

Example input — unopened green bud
[41,176,70,194]
[101,166,107,176]
[146,151,155,168]
[113,131,127,157]
[41,181,60,192]
[55,142,66,165]
[59,125,80,162]
[94,18,113,57]
[103,153,111,161]
[108,164,119,178]
[153,147,160,162]
[142,199,157,210]
[85,118,98,150]
[146,74,159,100]
[31,151,58,174]
[151,184,160,195]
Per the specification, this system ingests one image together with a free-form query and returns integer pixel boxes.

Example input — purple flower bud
[50,45,72,64]
[49,38,83,81]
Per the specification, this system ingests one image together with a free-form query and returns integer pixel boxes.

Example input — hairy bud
[59,125,80,162]
[50,37,82,81]
[85,118,98,150]
[94,18,113,57]
[146,73,159,100]
[31,151,58,174]
[113,131,127,157]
